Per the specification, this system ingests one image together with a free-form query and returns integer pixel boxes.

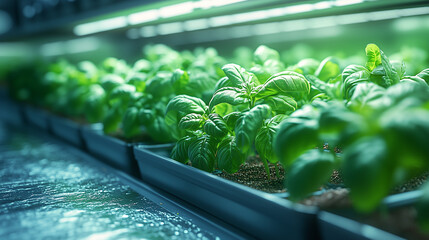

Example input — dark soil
[213,155,286,193]
[393,172,429,194]
[300,188,351,208]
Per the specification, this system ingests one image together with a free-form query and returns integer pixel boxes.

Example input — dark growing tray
[81,125,140,178]
[0,87,8,100]
[49,115,85,149]
[0,99,24,126]
[133,146,319,240]
[317,190,423,240]
[317,211,405,240]
[22,106,50,131]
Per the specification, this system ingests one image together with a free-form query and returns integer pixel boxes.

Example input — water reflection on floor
[0,122,219,240]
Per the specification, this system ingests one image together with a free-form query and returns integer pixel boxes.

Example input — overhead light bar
[159,1,194,18]
[194,0,246,9]
[157,22,184,35]
[74,17,127,36]
[140,26,157,38]
[128,9,159,25]
[40,37,100,56]
[127,6,429,42]
[334,0,364,7]
[208,1,355,28]
[0,43,33,57]
[127,0,246,26]
[75,0,247,36]
[184,19,209,31]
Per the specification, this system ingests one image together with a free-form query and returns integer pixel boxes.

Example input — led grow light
[159,2,194,18]
[74,17,127,36]
[157,22,184,35]
[0,43,32,57]
[128,9,159,25]
[40,37,100,56]
[75,0,247,36]
[183,19,209,31]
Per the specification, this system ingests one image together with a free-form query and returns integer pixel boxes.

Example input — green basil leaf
[343,136,394,212]
[133,59,152,73]
[222,63,254,87]
[274,105,320,166]
[256,71,310,99]
[171,69,189,93]
[213,103,234,117]
[188,135,217,172]
[400,76,427,87]
[250,59,285,84]
[102,58,129,77]
[342,64,368,82]
[224,112,242,130]
[101,74,125,92]
[171,136,196,164]
[178,113,204,131]
[146,115,175,143]
[138,108,153,125]
[380,108,429,173]
[269,114,288,124]
[209,87,248,111]
[85,84,107,123]
[385,81,429,106]
[183,71,217,98]
[165,95,207,126]
[365,43,382,71]
[110,84,136,102]
[314,57,340,82]
[126,72,146,92]
[349,82,385,108]
[214,76,234,92]
[417,68,429,84]
[217,136,246,173]
[380,49,400,85]
[235,104,271,153]
[262,95,297,114]
[318,102,364,146]
[286,149,335,200]
[102,104,123,134]
[204,113,228,139]
[145,71,174,99]
[295,58,320,75]
[255,123,278,163]
[343,70,371,99]
[391,60,406,80]
[253,45,280,65]
[122,107,141,138]
[306,75,343,100]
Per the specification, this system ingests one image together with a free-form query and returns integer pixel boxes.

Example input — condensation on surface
[0,122,219,240]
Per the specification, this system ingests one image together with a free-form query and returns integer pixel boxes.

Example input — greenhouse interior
[1,0,429,239]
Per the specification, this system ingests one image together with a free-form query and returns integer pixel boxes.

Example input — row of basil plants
[5,43,429,231]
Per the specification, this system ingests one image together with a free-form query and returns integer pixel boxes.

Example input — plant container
[0,87,8,100]
[22,106,50,131]
[133,146,319,240]
[0,99,24,126]
[317,211,405,240]
[81,124,140,178]
[316,190,425,240]
[49,115,85,149]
